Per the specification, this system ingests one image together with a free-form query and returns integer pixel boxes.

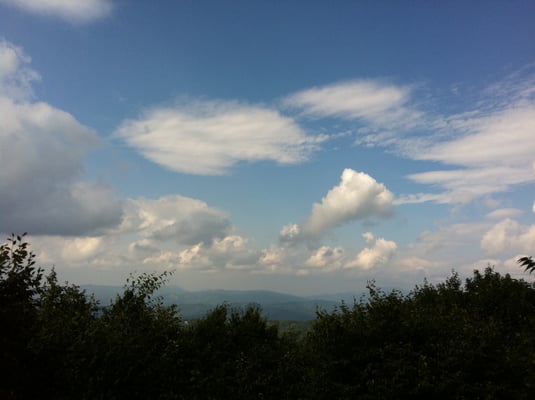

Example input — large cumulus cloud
[122,195,231,246]
[0,39,122,235]
[302,168,394,237]
[481,218,535,256]
[345,232,397,270]
[30,194,261,274]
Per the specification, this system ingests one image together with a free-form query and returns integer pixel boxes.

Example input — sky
[1,0,534,295]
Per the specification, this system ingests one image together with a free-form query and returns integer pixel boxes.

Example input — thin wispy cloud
[283,73,535,207]
[0,0,113,23]
[0,39,40,100]
[485,208,524,220]
[405,102,535,204]
[284,80,423,131]
[116,101,326,175]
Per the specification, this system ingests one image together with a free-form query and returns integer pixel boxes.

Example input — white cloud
[128,239,158,258]
[485,208,523,220]
[264,231,398,274]
[0,40,123,236]
[394,222,492,280]
[285,74,535,209]
[115,100,325,175]
[416,106,535,168]
[302,169,394,237]
[394,193,446,205]
[61,237,103,262]
[117,195,259,271]
[407,166,534,204]
[289,71,535,206]
[481,218,535,256]
[0,0,113,23]
[399,256,435,271]
[279,223,301,243]
[209,235,260,270]
[29,193,261,274]
[139,235,260,271]
[121,195,230,245]
[30,233,129,272]
[176,243,206,267]
[483,196,502,209]
[401,77,535,204]
[259,245,298,273]
[346,232,397,270]
[0,39,40,100]
[305,245,345,270]
[284,80,421,130]
[412,222,489,256]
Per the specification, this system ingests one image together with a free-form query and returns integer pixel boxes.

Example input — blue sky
[1,0,534,294]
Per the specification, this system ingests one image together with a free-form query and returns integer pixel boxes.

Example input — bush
[304,268,535,399]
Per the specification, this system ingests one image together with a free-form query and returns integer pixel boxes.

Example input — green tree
[0,233,43,399]
[80,271,183,400]
[30,269,99,399]
[304,268,535,399]
[175,303,295,399]
[518,256,535,274]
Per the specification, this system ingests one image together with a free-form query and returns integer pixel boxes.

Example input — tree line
[2,234,535,399]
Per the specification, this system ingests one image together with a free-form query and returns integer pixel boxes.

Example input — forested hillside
[2,234,535,399]
[82,284,341,321]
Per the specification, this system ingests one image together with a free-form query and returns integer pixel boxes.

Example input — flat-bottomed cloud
[303,168,394,238]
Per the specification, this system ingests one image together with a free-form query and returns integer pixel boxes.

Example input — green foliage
[30,269,99,398]
[518,256,535,274]
[0,233,43,399]
[0,233,42,318]
[80,271,183,400]
[305,267,535,399]
[172,303,294,399]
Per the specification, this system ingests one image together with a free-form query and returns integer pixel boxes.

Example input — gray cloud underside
[0,40,123,236]
[0,98,123,235]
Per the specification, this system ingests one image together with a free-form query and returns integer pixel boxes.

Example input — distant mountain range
[81,285,365,321]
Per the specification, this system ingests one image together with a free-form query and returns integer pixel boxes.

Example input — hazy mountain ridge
[81,284,358,320]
